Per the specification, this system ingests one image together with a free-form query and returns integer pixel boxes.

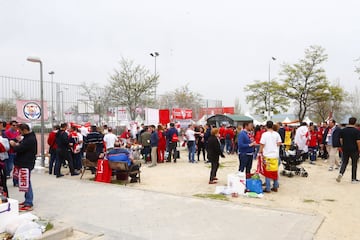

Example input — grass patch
[193,193,229,201]
[323,199,336,202]
[303,199,317,203]
[45,222,54,231]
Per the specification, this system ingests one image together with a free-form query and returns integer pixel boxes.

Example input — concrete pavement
[9,172,323,240]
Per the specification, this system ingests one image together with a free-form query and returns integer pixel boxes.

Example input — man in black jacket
[9,123,37,211]
[55,123,78,178]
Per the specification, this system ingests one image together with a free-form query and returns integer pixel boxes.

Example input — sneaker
[336,174,342,183]
[19,205,33,212]
[351,179,360,184]
[328,167,333,171]
[335,166,340,170]
[19,202,25,207]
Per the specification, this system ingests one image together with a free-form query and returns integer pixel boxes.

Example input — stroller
[280,144,308,177]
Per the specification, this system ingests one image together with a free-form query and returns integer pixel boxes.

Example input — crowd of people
[1,116,360,212]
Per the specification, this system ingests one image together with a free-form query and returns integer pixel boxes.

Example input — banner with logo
[16,100,49,122]
[172,108,192,120]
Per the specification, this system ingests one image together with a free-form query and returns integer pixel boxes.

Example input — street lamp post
[267,56,276,120]
[150,52,159,100]
[48,71,55,126]
[26,56,45,167]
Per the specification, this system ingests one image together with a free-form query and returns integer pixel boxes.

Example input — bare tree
[107,58,158,120]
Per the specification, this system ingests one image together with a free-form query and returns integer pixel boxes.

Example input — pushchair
[280,144,308,177]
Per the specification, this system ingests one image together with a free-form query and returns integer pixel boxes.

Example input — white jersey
[260,131,282,158]
[103,133,118,149]
[185,129,196,141]
[294,125,308,152]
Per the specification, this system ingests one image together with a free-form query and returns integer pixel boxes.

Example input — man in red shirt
[307,123,319,164]
[47,125,60,175]
[218,124,226,153]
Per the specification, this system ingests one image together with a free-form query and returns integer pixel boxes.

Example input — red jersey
[306,130,319,147]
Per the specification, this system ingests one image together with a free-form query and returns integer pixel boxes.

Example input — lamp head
[27,56,42,63]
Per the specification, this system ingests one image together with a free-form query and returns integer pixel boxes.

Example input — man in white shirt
[103,128,118,152]
[185,124,197,163]
[259,121,282,193]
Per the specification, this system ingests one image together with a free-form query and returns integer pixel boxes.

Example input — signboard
[172,108,192,119]
[16,100,48,122]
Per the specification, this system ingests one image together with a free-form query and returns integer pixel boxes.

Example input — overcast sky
[1,0,360,112]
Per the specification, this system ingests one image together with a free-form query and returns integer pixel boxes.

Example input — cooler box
[0,198,19,233]
[227,172,246,195]
[95,159,112,183]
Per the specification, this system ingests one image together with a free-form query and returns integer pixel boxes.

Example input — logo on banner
[23,102,41,120]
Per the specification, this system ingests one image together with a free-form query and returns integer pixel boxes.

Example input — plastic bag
[13,221,42,239]
[246,178,263,194]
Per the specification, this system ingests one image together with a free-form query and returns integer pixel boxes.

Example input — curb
[40,225,73,240]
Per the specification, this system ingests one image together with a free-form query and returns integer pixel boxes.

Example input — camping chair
[108,161,141,185]
[80,158,98,179]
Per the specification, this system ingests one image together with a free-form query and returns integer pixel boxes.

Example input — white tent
[303,116,312,124]
[282,117,292,124]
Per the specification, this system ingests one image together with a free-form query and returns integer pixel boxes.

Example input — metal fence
[0,75,223,125]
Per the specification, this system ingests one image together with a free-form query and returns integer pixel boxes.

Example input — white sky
[1,0,360,112]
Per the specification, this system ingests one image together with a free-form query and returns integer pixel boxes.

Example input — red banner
[199,107,234,116]
[159,109,170,125]
[172,108,192,119]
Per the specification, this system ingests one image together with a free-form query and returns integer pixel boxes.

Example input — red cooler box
[95,159,112,183]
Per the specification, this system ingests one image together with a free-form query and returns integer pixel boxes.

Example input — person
[207,128,225,184]
[69,126,83,173]
[107,142,141,183]
[294,122,309,160]
[0,134,10,197]
[47,125,60,175]
[307,123,319,164]
[85,125,104,155]
[139,126,151,162]
[336,117,360,183]
[157,125,166,163]
[166,123,178,163]
[225,126,235,154]
[278,122,285,143]
[238,122,255,174]
[322,120,341,171]
[204,124,212,163]
[218,124,226,153]
[259,121,282,193]
[103,127,118,152]
[55,123,78,178]
[148,125,158,167]
[185,124,197,163]
[9,123,37,211]
[5,120,20,185]
[196,126,206,161]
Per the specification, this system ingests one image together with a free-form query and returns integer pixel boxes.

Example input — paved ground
[9,172,323,240]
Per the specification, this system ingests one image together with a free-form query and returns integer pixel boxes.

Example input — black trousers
[167,142,177,161]
[209,157,219,181]
[55,149,75,176]
[340,151,359,180]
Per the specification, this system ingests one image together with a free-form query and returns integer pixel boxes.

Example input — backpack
[172,133,178,142]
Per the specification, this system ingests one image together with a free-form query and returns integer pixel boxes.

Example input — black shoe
[130,178,138,183]
[166,160,171,162]
[56,174,64,178]
[174,159,177,163]
[71,173,80,176]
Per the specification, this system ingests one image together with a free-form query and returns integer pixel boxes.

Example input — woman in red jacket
[157,125,166,163]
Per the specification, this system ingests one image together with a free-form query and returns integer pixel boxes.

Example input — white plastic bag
[13,221,42,240]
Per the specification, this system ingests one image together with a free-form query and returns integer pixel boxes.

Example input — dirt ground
[80,146,360,240]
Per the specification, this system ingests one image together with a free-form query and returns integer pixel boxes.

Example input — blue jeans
[265,177,279,191]
[225,139,232,153]
[5,153,15,177]
[239,153,253,173]
[308,147,317,162]
[187,141,196,162]
[24,171,33,206]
